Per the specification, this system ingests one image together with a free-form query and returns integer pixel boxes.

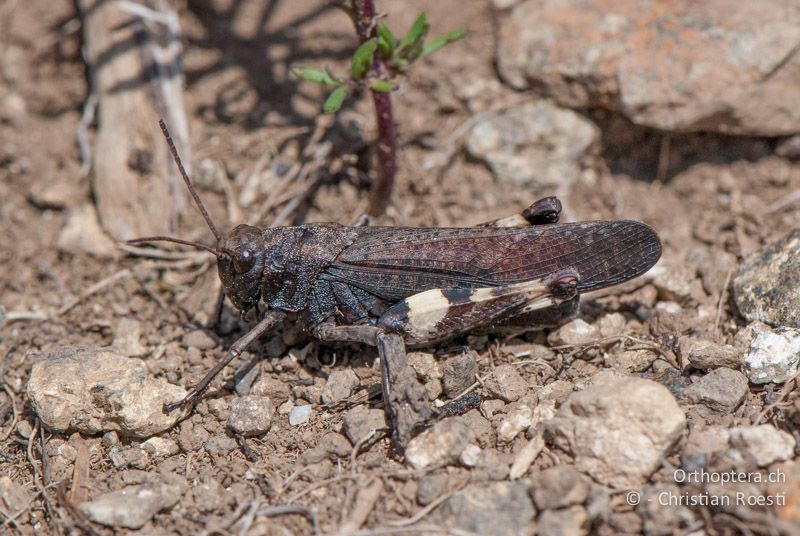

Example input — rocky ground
[2,0,800,534]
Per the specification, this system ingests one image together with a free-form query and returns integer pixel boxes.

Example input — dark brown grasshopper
[132,120,662,449]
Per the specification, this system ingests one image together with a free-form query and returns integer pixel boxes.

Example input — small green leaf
[377,22,397,57]
[420,28,466,58]
[351,38,378,79]
[292,67,339,86]
[323,85,349,113]
[369,79,394,92]
[396,13,429,62]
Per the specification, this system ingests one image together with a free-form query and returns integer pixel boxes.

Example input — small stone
[597,313,627,338]
[431,481,535,536]
[178,420,209,452]
[652,263,698,303]
[251,374,292,402]
[289,404,312,426]
[0,92,27,125]
[497,404,533,443]
[485,364,529,402]
[537,506,588,536]
[545,376,686,488]
[141,437,179,458]
[300,432,352,464]
[27,346,187,438]
[734,229,800,327]
[683,368,749,413]
[233,365,260,395]
[191,478,225,513]
[443,353,478,397]
[509,432,545,480]
[729,425,796,467]
[405,418,474,469]
[613,348,659,372]
[204,434,237,455]
[530,465,589,510]
[547,319,599,346]
[460,444,482,467]
[321,369,360,405]
[57,204,118,258]
[677,336,741,370]
[277,399,293,415]
[639,484,698,535]
[342,407,387,444]
[79,477,186,529]
[743,325,800,384]
[182,330,216,350]
[0,476,32,524]
[408,352,442,380]
[465,101,598,190]
[112,318,147,357]
[684,425,730,458]
[227,396,273,437]
[417,472,449,506]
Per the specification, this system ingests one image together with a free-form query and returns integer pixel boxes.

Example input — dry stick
[714,269,733,337]
[387,483,465,527]
[336,478,384,536]
[255,505,320,535]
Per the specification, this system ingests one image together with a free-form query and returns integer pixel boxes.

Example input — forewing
[323,221,661,301]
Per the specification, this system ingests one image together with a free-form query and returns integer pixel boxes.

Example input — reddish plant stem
[350,0,396,216]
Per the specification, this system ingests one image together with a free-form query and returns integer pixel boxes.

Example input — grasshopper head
[217,224,267,314]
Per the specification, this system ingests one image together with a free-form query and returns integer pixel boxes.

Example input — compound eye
[233,248,256,273]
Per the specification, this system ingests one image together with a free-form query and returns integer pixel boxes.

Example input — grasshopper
[132,120,662,449]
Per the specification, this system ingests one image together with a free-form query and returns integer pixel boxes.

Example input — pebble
[251,374,291,402]
[112,318,148,358]
[682,367,749,413]
[405,418,474,469]
[442,353,478,397]
[320,369,360,405]
[729,425,796,467]
[530,465,589,510]
[289,404,312,426]
[300,432,352,465]
[417,472,449,506]
[407,352,442,381]
[27,346,187,437]
[612,348,659,373]
[683,425,730,458]
[465,101,598,189]
[537,506,588,536]
[743,324,800,384]
[459,444,483,467]
[79,477,187,529]
[651,263,699,304]
[497,404,533,443]
[509,431,545,480]
[431,481,535,536]
[677,336,741,370]
[141,437,180,458]
[485,364,529,402]
[734,229,800,327]
[639,483,698,534]
[342,406,387,444]
[547,319,599,346]
[0,476,32,524]
[203,434,237,455]
[596,313,627,338]
[182,330,217,350]
[227,396,273,436]
[191,478,225,513]
[57,204,118,258]
[545,376,686,488]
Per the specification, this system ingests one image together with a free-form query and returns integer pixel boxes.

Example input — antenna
[159,119,222,243]
[127,236,220,257]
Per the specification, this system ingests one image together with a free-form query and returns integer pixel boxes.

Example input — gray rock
[596,313,627,338]
[27,346,187,438]
[141,437,179,458]
[250,373,292,402]
[639,484,698,535]
[342,406,387,444]
[79,477,186,529]
[537,506,588,536]
[497,403,533,443]
[683,368,749,412]
[405,418,474,469]
[227,395,273,436]
[530,465,589,510]
[417,472,449,506]
[613,348,659,373]
[300,432,351,464]
[734,229,800,327]
[684,425,730,458]
[498,0,800,136]
[407,352,442,380]
[545,376,686,488]
[677,336,741,370]
[486,364,529,402]
[203,434,237,455]
[178,420,209,452]
[432,481,535,536]
[321,369,360,405]
[442,353,478,397]
[191,478,225,513]
[729,425,796,467]
[465,101,598,189]
[181,329,216,350]
[547,319,599,346]
[112,318,148,358]
[289,404,312,426]
[743,324,800,384]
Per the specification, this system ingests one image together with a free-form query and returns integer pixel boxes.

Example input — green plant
[294,1,465,216]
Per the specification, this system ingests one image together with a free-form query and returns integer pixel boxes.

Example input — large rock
[432,481,535,536]
[27,346,188,438]
[545,376,686,488]
[734,229,800,328]
[465,101,598,189]
[79,476,186,529]
[498,0,800,136]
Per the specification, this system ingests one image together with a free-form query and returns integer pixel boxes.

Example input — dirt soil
[2,0,799,535]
